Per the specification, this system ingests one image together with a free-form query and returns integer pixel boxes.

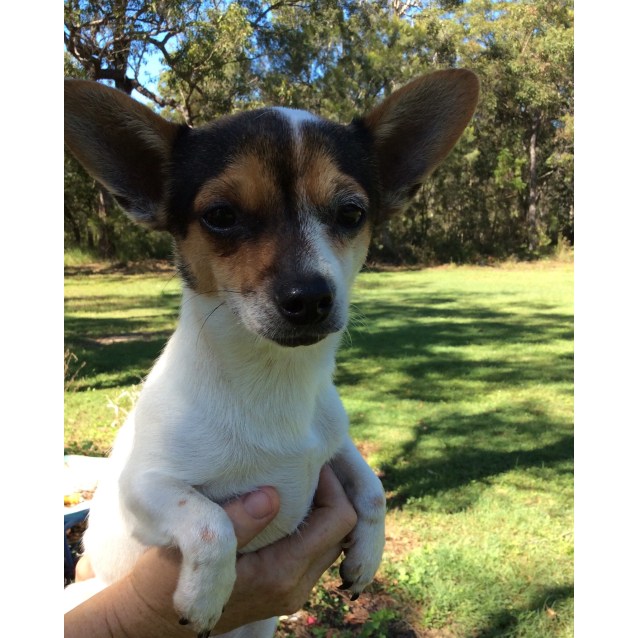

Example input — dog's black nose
[275,276,334,325]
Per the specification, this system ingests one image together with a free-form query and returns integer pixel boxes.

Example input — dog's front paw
[173,549,236,635]
[171,514,238,635]
[339,490,386,600]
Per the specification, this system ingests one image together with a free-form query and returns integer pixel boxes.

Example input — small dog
[64,70,478,637]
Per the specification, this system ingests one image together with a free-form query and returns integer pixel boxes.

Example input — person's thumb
[222,487,280,549]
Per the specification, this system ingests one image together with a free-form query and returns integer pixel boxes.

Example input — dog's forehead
[271,106,320,129]
[168,108,377,228]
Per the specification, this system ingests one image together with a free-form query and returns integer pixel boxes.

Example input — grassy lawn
[64,260,573,637]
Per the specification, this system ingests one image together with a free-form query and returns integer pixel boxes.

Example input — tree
[64,0,212,117]
[461,0,574,253]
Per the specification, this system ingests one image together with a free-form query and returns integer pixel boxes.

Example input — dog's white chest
[198,433,334,550]
[107,340,350,546]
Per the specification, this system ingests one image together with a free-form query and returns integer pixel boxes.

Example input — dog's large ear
[64,79,182,229]
[362,69,479,218]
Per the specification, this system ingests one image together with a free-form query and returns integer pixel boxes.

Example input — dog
[63,69,479,637]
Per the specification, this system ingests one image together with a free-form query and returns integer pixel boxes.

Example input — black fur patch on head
[165,109,381,239]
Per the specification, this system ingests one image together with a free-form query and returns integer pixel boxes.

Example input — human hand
[214,464,358,632]
[66,465,357,637]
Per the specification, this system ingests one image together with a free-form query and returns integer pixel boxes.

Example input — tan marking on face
[177,224,220,295]
[219,233,278,295]
[177,146,372,316]
[177,220,282,298]
[298,149,369,211]
[296,149,373,270]
[176,153,286,296]
[194,153,279,214]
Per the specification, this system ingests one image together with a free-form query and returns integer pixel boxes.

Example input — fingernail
[242,489,274,519]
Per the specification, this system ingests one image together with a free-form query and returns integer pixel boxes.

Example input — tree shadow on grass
[65,276,574,508]
[67,336,171,389]
[65,294,179,389]
[337,289,573,512]
[380,429,573,512]
[472,584,574,638]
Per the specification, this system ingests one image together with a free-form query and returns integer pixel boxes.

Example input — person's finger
[74,555,95,581]
[288,465,357,582]
[299,465,357,549]
[314,465,354,512]
[223,465,358,627]
[223,487,280,549]
[242,466,357,586]
[74,488,279,582]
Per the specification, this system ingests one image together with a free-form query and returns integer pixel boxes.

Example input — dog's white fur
[64,70,479,637]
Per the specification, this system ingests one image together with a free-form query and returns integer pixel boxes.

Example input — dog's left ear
[362,69,479,218]
[64,79,182,230]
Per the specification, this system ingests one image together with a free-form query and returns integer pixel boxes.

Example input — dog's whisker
[348,304,369,331]
[221,288,253,295]
[196,301,226,346]
[180,288,254,307]
[163,269,181,291]
[181,289,218,304]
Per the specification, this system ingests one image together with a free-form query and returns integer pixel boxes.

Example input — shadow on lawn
[379,430,573,512]
[338,289,573,512]
[65,288,180,389]
[473,584,574,638]
[69,336,173,389]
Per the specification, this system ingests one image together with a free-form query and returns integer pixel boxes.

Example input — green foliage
[359,609,400,637]
[158,1,256,122]
[64,0,574,264]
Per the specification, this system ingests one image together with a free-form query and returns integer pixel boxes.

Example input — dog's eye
[336,204,365,229]
[201,205,238,233]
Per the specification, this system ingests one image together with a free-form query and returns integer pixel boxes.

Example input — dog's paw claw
[178,617,190,625]
[350,592,360,602]
[338,580,353,590]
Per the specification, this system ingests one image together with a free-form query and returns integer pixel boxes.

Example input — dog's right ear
[64,79,182,230]
[361,69,479,220]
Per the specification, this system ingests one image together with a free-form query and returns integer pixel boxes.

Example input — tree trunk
[527,115,541,252]
[96,188,114,259]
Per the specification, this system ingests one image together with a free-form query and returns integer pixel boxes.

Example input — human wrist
[109,567,196,638]
[64,575,176,638]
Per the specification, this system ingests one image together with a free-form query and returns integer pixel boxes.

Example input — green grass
[64,264,182,453]
[64,260,573,637]
[339,264,573,637]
